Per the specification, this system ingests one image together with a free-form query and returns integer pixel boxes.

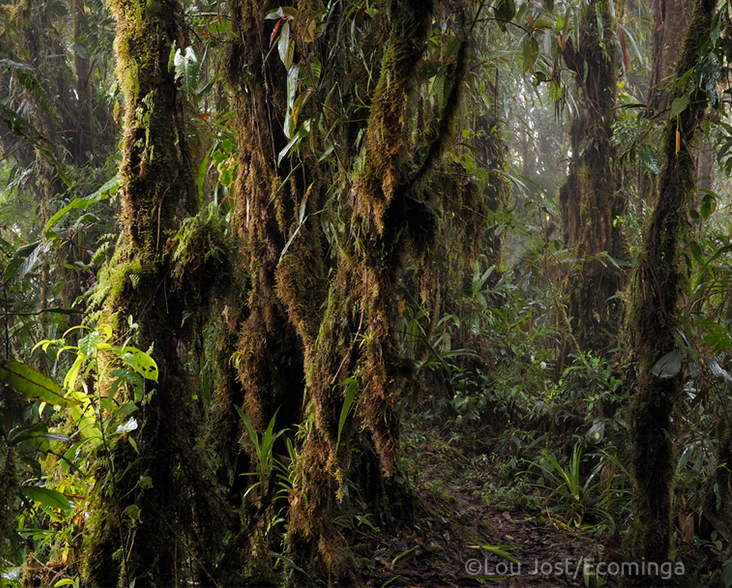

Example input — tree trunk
[647,0,694,113]
[630,0,714,565]
[82,0,226,584]
[639,0,693,204]
[558,2,627,355]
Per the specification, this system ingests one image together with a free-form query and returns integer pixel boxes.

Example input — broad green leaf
[651,349,682,379]
[121,347,159,382]
[722,558,732,588]
[494,0,516,23]
[290,90,312,136]
[110,368,144,402]
[112,402,138,422]
[705,357,732,391]
[700,192,716,220]
[433,68,447,111]
[63,354,86,393]
[0,360,79,406]
[174,46,200,93]
[21,485,73,510]
[278,22,292,69]
[7,423,69,446]
[0,59,32,71]
[4,241,41,281]
[71,407,101,441]
[669,94,690,118]
[78,331,101,358]
[17,240,51,279]
[284,64,300,139]
[640,145,660,175]
[690,241,703,263]
[303,17,317,42]
[123,504,141,521]
[549,80,564,102]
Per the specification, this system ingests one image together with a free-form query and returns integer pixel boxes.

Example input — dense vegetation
[3,0,732,586]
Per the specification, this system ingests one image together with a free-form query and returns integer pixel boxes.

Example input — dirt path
[352,427,607,588]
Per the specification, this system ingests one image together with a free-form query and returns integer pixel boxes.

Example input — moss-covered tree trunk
[222,0,488,581]
[225,0,309,435]
[558,2,627,355]
[630,0,714,564]
[638,0,692,205]
[82,0,226,584]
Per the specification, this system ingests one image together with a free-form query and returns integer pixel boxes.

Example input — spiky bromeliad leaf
[0,360,80,406]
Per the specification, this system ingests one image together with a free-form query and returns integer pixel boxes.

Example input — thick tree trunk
[630,0,714,565]
[82,1,226,585]
[558,3,627,355]
[223,0,488,581]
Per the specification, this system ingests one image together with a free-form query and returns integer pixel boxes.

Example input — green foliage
[526,443,631,535]
[237,408,288,502]
[0,317,159,585]
[0,361,78,408]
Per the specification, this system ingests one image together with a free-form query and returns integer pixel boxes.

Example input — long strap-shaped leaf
[0,360,79,407]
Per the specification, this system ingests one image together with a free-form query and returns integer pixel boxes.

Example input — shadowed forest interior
[3,0,732,586]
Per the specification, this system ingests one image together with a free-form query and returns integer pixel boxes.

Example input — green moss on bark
[83,0,230,585]
[559,2,628,355]
[630,0,715,567]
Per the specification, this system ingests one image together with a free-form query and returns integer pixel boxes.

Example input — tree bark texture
[558,2,627,355]
[630,0,714,565]
[223,0,489,580]
[82,0,226,584]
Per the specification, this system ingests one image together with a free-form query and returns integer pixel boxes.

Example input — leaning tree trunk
[630,0,714,565]
[82,0,226,585]
[558,1,627,356]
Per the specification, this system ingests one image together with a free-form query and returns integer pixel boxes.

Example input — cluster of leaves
[1,319,158,585]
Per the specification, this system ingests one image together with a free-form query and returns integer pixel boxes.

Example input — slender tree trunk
[72,0,93,161]
[639,0,693,204]
[630,0,714,565]
[647,0,693,113]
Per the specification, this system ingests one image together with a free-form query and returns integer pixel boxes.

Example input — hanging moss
[224,0,309,439]
[221,0,494,581]
[285,4,486,581]
[356,0,436,234]
[630,0,715,568]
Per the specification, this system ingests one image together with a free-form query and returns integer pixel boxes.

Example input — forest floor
[349,420,608,588]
